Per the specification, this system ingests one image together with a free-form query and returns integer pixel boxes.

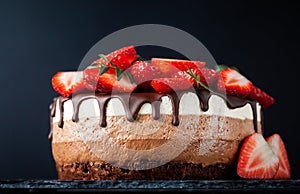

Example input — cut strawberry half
[150,77,192,94]
[175,67,219,87]
[92,45,138,70]
[130,61,164,91]
[266,134,291,179]
[83,67,136,93]
[237,133,279,179]
[217,68,253,97]
[248,86,275,109]
[51,71,85,97]
[152,58,205,72]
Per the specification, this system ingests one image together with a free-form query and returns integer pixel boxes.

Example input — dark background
[0,0,299,179]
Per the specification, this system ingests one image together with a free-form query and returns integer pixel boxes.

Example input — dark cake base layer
[56,161,238,180]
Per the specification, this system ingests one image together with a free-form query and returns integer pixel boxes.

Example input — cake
[49,45,290,180]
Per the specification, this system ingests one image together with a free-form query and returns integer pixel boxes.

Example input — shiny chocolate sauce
[49,89,261,140]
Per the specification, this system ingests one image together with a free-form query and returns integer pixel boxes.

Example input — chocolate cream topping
[49,89,262,140]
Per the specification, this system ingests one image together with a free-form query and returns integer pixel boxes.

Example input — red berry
[83,67,136,93]
[130,61,163,91]
[217,68,253,97]
[248,86,275,109]
[266,134,291,179]
[152,58,205,72]
[92,45,138,70]
[237,133,279,179]
[150,77,192,94]
[51,71,85,97]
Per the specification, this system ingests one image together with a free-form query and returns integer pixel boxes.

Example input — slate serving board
[1,179,300,193]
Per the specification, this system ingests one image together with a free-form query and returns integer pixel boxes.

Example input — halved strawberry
[248,86,275,109]
[237,133,279,179]
[51,71,85,97]
[150,77,192,94]
[83,67,136,93]
[175,68,219,87]
[217,68,253,97]
[152,58,205,72]
[92,45,138,70]
[266,134,291,179]
[130,61,164,91]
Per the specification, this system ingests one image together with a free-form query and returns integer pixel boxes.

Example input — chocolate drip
[194,89,260,132]
[50,90,261,132]
[69,93,165,127]
[167,92,185,126]
[48,96,68,139]
[196,89,211,111]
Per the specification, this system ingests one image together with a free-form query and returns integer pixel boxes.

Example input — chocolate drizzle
[49,89,261,139]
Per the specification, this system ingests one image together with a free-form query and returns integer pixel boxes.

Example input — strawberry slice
[130,61,164,91]
[217,68,253,97]
[266,134,291,179]
[237,133,279,179]
[152,58,205,72]
[92,45,138,70]
[248,86,275,109]
[175,68,219,87]
[150,77,192,94]
[51,71,85,97]
[83,67,136,93]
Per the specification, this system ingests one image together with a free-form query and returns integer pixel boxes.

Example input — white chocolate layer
[52,92,261,123]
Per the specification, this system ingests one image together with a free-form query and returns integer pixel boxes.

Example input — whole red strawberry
[92,45,138,70]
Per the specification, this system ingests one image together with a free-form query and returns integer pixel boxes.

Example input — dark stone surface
[0,180,300,193]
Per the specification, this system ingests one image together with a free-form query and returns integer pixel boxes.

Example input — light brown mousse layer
[51,114,261,180]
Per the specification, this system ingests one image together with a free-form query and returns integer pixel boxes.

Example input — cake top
[51,45,275,109]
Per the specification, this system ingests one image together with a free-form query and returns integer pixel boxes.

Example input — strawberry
[83,67,136,93]
[151,58,205,72]
[174,68,218,87]
[51,71,85,97]
[237,133,279,179]
[92,45,138,70]
[150,78,192,94]
[201,68,219,86]
[266,134,291,179]
[217,68,253,97]
[130,61,164,91]
[248,86,275,109]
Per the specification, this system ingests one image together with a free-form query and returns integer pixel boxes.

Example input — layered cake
[49,46,290,180]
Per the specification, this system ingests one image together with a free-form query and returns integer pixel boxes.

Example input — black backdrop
[0,0,299,179]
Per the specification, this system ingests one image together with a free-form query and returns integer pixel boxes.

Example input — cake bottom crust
[56,161,238,180]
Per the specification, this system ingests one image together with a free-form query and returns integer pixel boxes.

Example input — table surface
[1,179,300,193]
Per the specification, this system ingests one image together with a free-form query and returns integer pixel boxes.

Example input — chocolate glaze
[49,89,261,139]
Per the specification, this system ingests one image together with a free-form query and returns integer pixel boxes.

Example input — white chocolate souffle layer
[52,92,261,123]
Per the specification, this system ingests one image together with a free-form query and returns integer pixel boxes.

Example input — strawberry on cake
[49,45,290,180]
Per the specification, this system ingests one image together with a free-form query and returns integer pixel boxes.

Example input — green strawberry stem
[186,68,213,92]
[98,63,110,76]
[98,54,124,81]
[97,54,135,83]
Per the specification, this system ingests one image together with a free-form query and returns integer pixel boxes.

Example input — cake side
[51,113,261,180]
